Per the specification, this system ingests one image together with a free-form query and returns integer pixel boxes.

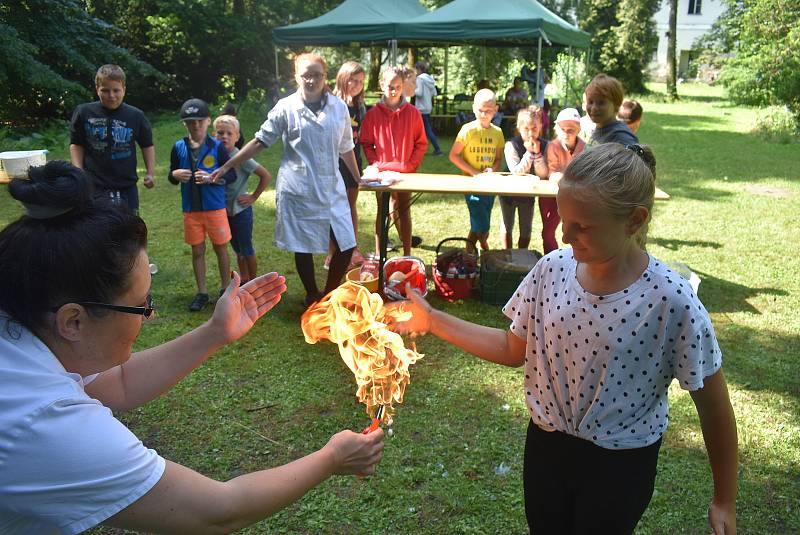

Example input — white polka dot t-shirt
[503,249,722,450]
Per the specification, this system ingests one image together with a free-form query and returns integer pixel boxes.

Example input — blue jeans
[228,206,255,256]
[421,114,441,153]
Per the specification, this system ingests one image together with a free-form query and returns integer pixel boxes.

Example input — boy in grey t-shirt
[213,115,271,282]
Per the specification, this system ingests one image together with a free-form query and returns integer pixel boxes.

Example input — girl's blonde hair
[399,66,415,80]
[380,66,404,85]
[562,143,657,248]
[516,105,543,128]
[213,114,240,133]
[333,61,365,107]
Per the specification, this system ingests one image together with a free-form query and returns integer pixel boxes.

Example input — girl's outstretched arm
[690,369,738,535]
[390,286,526,367]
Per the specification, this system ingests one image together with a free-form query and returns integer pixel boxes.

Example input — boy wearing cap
[69,64,155,214]
[542,107,585,253]
[168,98,236,311]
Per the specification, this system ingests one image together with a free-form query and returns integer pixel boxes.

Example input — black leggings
[295,228,354,299]
[523,420,661,535]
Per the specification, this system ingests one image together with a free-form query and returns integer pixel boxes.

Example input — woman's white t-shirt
[503,250,722,450]
[0,317,165,534]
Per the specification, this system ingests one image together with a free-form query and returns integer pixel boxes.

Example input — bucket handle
[435,237,477,259]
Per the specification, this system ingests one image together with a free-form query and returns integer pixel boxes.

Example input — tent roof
[395,0,590,48]
[273,0,428,46]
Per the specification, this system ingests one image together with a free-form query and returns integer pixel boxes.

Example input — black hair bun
[9,161,93,217]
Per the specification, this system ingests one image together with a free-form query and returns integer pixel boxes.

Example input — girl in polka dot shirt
[392,143,738,535]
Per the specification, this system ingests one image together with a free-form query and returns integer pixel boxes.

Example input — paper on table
[362,169,402,187]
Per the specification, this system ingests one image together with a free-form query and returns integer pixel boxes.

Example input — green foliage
[577,0,660,94]
[87,0,340,108]
[549,52,591,108]
[0,0,164,123]
[753,105,799,144]
[698,0,800,117]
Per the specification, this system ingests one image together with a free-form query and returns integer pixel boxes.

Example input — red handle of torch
[361,405,384,434]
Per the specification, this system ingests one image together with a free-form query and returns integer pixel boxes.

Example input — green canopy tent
[273,0,429,66]
[394,0,591,101]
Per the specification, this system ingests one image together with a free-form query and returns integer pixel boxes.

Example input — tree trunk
[232,0,248,100]
[666,0,678,100]
[369,47,382,91]
[408,47,417,68]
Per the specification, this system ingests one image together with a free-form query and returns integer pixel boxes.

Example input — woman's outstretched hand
[210,271,287,344]
[386,284,434,335]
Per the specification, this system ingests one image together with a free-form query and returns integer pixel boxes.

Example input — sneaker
[188,293,210,312]
[411,235,423,247]
[386,239,397,252]
[218,288,225,299]
[432,150,443,156]
[323,254,332,270]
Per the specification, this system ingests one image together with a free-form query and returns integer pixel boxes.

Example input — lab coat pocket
[279,163,309,197]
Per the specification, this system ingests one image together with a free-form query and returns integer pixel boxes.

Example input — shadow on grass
[649,237,722,251]
[714,319,800,403]
[697,269,788,315]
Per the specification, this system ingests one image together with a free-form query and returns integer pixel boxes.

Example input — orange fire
[301,281,423,423]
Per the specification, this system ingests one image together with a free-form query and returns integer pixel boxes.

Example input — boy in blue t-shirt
[213,114,271,283]
[168,99,236,311]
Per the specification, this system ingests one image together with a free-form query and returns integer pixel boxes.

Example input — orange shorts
[183,209,231,246]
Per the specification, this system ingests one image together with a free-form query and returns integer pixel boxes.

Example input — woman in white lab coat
[215,53,363,307]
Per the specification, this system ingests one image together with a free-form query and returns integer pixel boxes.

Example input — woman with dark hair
[0,161,384,534]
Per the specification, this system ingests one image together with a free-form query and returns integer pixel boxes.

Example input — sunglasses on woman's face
[53,294,156,320]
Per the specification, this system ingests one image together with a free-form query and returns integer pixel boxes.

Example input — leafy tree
[0,0,162,123]
[577,0,660,94]
[698,0,800,117]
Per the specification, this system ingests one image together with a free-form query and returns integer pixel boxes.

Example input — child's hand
[237,194,257,207]
[524,139,540,154]
[143,175,155,188]
[172,169,192,183]
[386,284,434,335]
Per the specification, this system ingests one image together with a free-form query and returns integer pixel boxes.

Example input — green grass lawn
[2,83,798,534]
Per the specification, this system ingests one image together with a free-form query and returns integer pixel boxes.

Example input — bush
[549,52,591,109]
[753,106,799,144]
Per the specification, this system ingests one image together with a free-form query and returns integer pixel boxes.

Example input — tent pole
[390,39,398,65]
[274,47,279,81]
[536,36,542,104]
[566,46,572,107]
[445,46,449,96]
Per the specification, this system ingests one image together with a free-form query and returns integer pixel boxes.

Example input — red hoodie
[361,101,427,173]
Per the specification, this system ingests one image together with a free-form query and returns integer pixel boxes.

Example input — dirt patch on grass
[743,185,793,198]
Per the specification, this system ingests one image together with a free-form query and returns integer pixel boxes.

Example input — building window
[688,0,702,14]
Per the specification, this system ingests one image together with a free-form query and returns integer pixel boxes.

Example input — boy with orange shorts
[168,98,236,311]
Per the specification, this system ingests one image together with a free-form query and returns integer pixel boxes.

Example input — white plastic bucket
[0,150,48,178]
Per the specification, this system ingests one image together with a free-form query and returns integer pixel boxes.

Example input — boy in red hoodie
[361,66,428,256]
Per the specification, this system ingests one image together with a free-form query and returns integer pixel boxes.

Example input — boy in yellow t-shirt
[449,89,505,251]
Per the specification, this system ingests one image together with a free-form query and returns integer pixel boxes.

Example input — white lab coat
[255,91,356,253]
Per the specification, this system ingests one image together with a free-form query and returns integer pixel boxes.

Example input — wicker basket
[479,249,542,305]
[433,237,478,302]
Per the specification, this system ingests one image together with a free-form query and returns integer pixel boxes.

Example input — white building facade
[651,0,726,79]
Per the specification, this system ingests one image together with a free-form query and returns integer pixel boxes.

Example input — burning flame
[301,281,423,423]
